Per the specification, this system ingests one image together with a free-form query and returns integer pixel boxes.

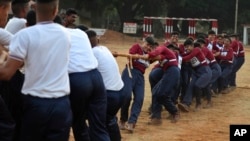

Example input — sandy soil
[69,30,250,141]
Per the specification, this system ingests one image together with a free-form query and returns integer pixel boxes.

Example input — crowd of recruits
[117,30,245,132]
[0,0,246,141]
[0,0,125,141]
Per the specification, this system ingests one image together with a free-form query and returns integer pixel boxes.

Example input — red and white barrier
[143,17,218,39]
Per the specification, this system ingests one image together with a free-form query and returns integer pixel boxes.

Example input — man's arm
[0,57,23,80]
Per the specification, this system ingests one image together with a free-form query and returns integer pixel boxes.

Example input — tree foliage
[60,0,250,36]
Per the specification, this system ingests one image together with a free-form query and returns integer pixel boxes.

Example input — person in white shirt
[4,1,30,141]
[0,0,72,141]
[0,1,15,141]
[86,30,125,141]
[5,0,29,34]
[0,28,13,48]
[66,28,110,141]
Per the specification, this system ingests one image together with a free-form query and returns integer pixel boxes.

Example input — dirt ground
[69,30,250,141]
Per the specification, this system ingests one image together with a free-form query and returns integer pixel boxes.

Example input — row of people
[116,30,245,133]
[0,0,126,141]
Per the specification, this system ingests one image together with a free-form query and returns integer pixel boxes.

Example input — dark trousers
[180,63,192,101]
[182,66,212,106]
[120,67,144,124]
[106,88,125,141]
[229,57,245,86]
[151,66,180,118]
[148,67,164,111]
[69,69,110,141]
[20,95,72,141]
[0,70,24,141]
[0,96,15,141]
[205,63,222,101]
[149,67,164,89]
[218,63,233,91]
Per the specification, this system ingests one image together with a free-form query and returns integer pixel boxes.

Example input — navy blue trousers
[182,66,212,106]
[69,69,110,141]
[204,63,221,101]
[106,88,125,141]
[120,67,144,124]
[151,66,180,118]
[0,96,15,141]
[218,63,233,91]
[180,63,192,101]
[20,95,72,141]
[229,57,245,86]
[149,67,164,89]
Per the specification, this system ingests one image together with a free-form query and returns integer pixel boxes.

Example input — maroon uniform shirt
[148,46,178,71]
[129,44,149,74]
[201,47,216,64]
[216,46,234,64]
[231,40,245,57]
[238,42,245,57]
[182,47,208,67]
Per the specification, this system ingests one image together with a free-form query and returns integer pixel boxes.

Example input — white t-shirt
[67,28,98,73]
[5,17,27,34]
[93,45,124,91]
[0,28,13,47]
[9,22,71,98]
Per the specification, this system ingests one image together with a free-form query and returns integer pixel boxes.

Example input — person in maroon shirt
[119,36,156,133]
[197,38,221,108]
[164,31,181,47]
[228,34,245,90]
[179,37,193,103]
[141,45,181,125]
[213,34,224,53]
[214,37,234,94]
[206,30,216,51]
[178,40,212,112]
[147,43,182,117]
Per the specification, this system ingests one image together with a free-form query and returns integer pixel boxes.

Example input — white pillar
[243,26,248,45]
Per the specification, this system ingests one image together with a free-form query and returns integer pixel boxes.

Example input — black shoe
[178,103,190,112]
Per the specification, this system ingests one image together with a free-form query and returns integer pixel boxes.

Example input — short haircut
[36,0,58,16]
[197,34,206,40]
[76,24,89,32]
[171,31,179,36]
[208,30,216,35]
[196,38,206,44]
[216,34,223,38]
[145,36,156,46]
[224,36,232,43]
[194,42,201,48]
[12,1,29,16]
[186,36,194,42]
[26,10,36,26]
[86,30,97,39]
[66,8,77,16]
[12,0,29,5]
[184,39,194,46]
[167,44,179,51]
[53,15,63,24]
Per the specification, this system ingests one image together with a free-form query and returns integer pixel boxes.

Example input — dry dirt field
[70,30,250,141]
